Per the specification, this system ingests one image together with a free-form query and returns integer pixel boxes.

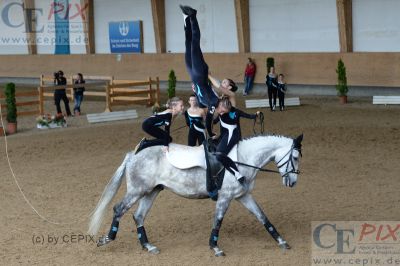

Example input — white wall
[353,0,400,52]
[0,0,28,54]
[250,0,339,52]
[165,0,238,53]
[93,0,156,53]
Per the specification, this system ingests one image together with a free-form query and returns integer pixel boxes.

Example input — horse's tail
[88,153,130,235]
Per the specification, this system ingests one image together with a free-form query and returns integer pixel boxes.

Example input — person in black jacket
[73,73,85,115]
[266,67,278,111]
[136,97,184,154]
[277,74,287,111]
[53,70,72,116]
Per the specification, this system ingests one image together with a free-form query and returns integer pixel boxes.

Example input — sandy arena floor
[1,93,400,265]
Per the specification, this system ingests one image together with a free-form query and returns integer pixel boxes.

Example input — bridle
[275,144,302,178]
[234,141,301,178]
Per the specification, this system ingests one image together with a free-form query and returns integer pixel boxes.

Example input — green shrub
[5,83,17,123]
[266,57,275,73]
[336,59,349,96]
[168,70,176,99]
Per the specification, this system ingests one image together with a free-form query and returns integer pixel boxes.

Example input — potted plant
[5,83,17,134]
[336,59,349,104]
[168,69,176,99]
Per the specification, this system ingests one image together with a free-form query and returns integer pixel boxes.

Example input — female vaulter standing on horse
[180,5,237,137]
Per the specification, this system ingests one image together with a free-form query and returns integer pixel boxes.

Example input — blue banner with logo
[109,21,142,53]
[54,0,70,54]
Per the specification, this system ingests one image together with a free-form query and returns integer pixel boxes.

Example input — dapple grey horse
[88,134,303,256]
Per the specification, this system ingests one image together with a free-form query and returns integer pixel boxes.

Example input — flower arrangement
[36,114,67,129]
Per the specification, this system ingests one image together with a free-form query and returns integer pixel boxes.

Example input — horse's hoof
[144,243,160,254]
[97,236,112,247]
[279,242,291,250]
[212,246,225,257]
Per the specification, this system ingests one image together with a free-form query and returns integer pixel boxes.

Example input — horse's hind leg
[97,192,142,247]
[237,194,291,249]
[132,185,163,254]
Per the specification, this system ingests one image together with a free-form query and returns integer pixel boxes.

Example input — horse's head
[274,134,303,188]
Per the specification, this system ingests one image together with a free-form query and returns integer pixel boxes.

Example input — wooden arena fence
[0,90,40,118]
[38,75,160,114]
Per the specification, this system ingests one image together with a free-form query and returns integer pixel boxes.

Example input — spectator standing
[266,66,278,111]
[73,73,85,115]
[54,70,72,116]
[243,58,256,96]
[277,74,286,111]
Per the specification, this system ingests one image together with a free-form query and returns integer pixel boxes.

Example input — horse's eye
[293,157,298,161]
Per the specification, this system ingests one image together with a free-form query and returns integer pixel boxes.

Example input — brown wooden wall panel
[0,53,399,87]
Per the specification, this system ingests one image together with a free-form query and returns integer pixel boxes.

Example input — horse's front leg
[209,196,232,257]
[237,194,291,249]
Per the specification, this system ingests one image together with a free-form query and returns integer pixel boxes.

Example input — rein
[234,161,280,174]
[234,143,301,177]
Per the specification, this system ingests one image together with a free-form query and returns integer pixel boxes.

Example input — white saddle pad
[166,143,238,170]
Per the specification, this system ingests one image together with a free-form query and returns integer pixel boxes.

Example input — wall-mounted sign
[109,21,142,53]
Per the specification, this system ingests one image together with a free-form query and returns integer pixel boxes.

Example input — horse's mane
[238,134,294,155]
[240,133,293,142]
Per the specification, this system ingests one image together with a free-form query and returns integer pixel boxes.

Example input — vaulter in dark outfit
[185,110,206,146]
[180,5,219,137]
[142,110,173,148]
[135,97,184,154]
[214,106,257,183]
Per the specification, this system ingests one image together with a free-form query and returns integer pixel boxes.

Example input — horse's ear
[294,134,303,149]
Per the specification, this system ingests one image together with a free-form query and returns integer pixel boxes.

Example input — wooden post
[23,0,37,55]
[105,81,111,112]
[69,76,74,101]
[234,0,250,53]
[155,77,160,106]
[40,74,44,86]
[148,77,152,106]
[80,0,95,54]
[336,0,353,52]
[38,86,44,115]
[151,0,166,53]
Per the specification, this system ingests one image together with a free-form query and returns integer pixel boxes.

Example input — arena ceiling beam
[23,0,37,55]
[151,0,166,53]
[234,0,250,53]
[336,0,353,52]
[81,0,95,54]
